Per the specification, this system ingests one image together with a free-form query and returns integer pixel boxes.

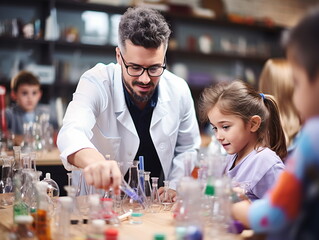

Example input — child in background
[259,58,301,154]
[199,80,286,201]
[6,70,57,145]
[232,7,319,240]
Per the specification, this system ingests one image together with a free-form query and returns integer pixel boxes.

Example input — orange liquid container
[35,209,51,240]
[191,166,199,179]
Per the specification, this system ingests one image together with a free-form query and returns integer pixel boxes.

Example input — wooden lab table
[0,200,256,240]
[35,148,62,166]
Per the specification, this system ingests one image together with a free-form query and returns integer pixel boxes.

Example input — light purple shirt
[223,148,285,201]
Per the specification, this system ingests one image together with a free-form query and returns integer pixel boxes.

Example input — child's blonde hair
[259,58,301,147]
[199,80,287,159]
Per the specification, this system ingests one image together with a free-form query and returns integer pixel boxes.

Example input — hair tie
[259,93,265,101]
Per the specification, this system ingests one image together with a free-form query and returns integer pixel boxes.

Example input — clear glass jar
[15,215,37,240]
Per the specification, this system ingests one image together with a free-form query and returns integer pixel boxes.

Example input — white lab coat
[57,63,201,190]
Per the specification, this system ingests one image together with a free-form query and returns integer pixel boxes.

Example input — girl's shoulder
[255,147,284,166]
[256,147,281,158]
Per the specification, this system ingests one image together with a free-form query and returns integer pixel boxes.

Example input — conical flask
[150,177,162,213]
[122,161,147,214]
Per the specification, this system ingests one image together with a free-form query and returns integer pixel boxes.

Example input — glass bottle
[100,198,120,227]
[13,146,22,175]
[14,215,37,240]
[13,173,29,219]
[21,170,42,215]
[87,194,102,226]
[53,197,72,240]
[21,122,34,154]
[64,185,83,228]
[162,180,173,211]
[200,176,216,226]
[144,171,152,208]
[128,160,139,190]
[150,177,162,213]
[0,156,14,206]
[30,152,37,172]
[174,177,204,240]
[208,176,236,237]
[34,181,51,240]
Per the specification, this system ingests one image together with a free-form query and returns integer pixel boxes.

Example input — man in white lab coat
[57,7,201,198]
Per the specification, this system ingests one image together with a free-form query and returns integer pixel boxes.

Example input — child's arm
[232,170,301,232]
[232,118,319,233]
[232,200,251,227]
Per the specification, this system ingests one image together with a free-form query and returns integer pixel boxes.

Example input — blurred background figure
[259,58,302,154]
[6,70,58,151]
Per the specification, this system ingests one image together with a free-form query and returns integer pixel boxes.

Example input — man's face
[116,41,166,109]
[14,84,42,112]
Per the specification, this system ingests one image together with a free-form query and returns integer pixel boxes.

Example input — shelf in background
[167,13,284,34]
[54,0,127,14]
[0,36,50,46]
[53,40,116,53]
[168,49,269,63]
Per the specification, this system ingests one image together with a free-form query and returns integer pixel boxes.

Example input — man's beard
[122,75,155,103]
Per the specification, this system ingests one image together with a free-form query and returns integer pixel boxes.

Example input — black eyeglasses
[119,52,166,77]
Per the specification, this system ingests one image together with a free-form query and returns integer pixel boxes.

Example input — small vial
[129,212,143,224]
[15,215,37,240]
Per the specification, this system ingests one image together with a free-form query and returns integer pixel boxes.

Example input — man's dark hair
[118,7,171,51]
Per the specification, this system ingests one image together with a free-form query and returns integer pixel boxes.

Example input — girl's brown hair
[199,80,287,159]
